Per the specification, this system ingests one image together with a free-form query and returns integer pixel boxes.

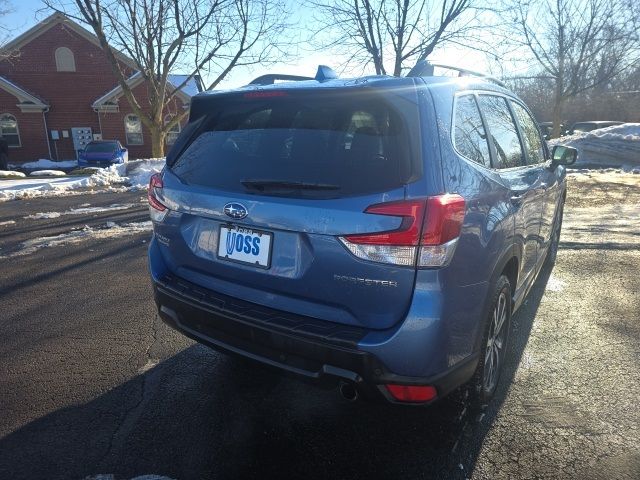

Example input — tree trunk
[150,128,166,159]
[551,101,564,138]
[551,79,565,138]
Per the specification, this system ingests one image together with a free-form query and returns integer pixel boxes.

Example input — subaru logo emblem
[223,202,248,220]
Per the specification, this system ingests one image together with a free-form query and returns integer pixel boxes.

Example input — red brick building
[0,13,200,163]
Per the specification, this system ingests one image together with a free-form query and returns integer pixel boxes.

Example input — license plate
[217,225,272,268]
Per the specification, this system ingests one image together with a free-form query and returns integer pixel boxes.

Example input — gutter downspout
[41,108,53,160]
[95,107,103,137]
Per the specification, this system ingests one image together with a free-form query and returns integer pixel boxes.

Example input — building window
[0,114,20,147]
[124,114,143,145]
[55,47,76,72]
[164,114,181,145]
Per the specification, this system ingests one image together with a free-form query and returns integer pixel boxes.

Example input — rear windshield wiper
[241,180,341,192]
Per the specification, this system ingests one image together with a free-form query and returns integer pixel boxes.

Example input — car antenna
[315,65,338,82]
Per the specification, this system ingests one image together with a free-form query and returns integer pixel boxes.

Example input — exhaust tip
[339,382,359,402]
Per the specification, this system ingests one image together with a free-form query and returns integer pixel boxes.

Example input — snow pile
[0,220,153,259]
[127,159,165,188]
[0,158,165,202]
[0,170,26,178]
[77,163,128,187]
[550,123,640,170]
[73,158,165,190]
[18,159,78,169]
[29,170,67,177]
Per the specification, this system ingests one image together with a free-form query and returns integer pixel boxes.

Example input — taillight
[421,195,466,245]
[385,384,437,403]
[148,173,168,222]
[339,194,465,267]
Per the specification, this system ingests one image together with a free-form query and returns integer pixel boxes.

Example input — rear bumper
[152,271,479,405]
[78,157,122,167]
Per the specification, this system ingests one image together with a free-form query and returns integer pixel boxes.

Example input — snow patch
[0,170,26,178]
[0,219,16,226]
[19,159,78,169]
[29,170,67,177]
[24,203,137,220]
[0,221,153,259]
[25,211,62,219]
[545,275,565,292]
[71,204,136,215]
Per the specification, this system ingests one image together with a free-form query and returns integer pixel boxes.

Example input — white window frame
[55,47,76,72]
[0,113,21,148]
[164,114,181,145]
[124,114,143,145]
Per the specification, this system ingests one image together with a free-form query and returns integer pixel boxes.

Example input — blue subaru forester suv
[148,63,576,406]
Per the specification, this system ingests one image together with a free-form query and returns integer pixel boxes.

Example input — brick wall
[0,21,188,163]
[0,88,50,163]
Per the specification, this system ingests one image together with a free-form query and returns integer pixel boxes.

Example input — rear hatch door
[157,85,423,330]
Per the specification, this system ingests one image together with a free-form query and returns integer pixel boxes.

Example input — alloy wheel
[483,291,508,393]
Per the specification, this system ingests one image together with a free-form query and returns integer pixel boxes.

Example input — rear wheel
[469,275,511,406]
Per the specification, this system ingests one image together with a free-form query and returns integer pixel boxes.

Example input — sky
[2,0,493,89]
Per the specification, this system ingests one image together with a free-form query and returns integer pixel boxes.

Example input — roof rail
[249,74,312,85]
[407,60,507,88]
[249,65,338,86]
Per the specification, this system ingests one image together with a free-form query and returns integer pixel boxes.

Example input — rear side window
[170,91,417,198]
[511,102,544,165]
[453,95,490,167]
[478,95,525,169]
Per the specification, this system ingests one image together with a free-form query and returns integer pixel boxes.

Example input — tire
[469,275,512,406]
[544,202,564,269]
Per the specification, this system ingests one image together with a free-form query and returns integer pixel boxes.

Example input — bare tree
[0,0,14,59]
[508,0,638,138]
[45,0,289,157]
[308,0,489,77]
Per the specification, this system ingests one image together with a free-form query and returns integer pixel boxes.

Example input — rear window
[85,142,118,153]
[170,91,418,198]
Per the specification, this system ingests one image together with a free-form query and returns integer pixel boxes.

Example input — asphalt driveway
[0,172,638,479]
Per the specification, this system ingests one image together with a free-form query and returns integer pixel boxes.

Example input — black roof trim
[248,65,339,86]
[407,60,507,88]
[249,74,313,85]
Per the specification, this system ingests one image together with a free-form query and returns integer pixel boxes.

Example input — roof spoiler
[249,65,338,86]
[407,60,507,88]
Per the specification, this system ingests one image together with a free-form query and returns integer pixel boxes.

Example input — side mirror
[551,145,577,167]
